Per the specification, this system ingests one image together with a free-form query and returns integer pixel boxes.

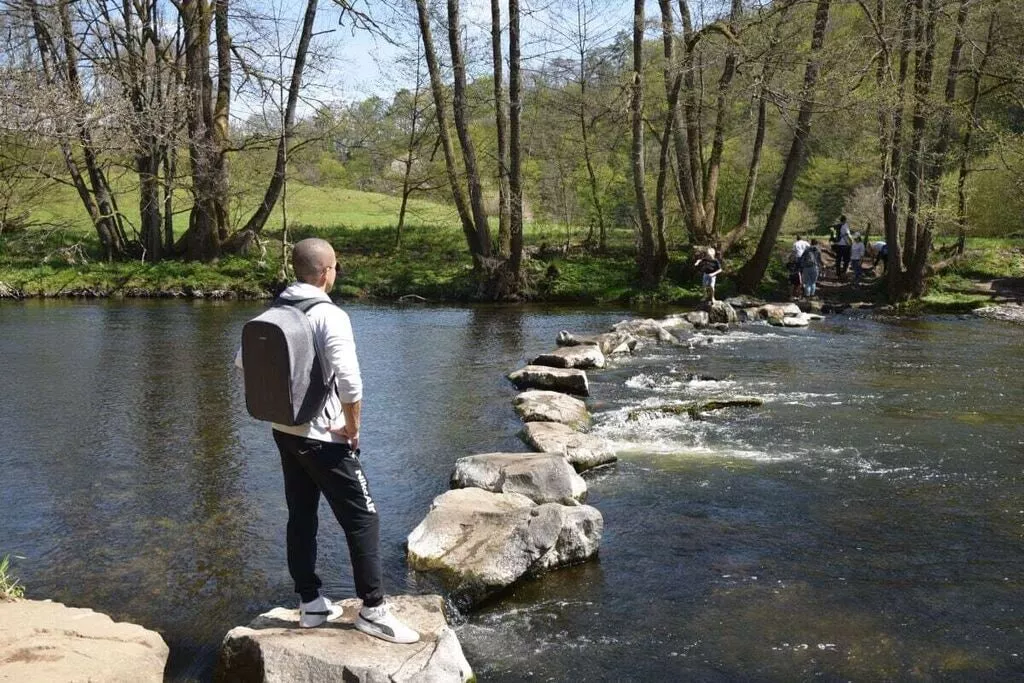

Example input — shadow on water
[2,302,1023,681]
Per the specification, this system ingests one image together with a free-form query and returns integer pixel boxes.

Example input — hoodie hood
[277,282,331,302]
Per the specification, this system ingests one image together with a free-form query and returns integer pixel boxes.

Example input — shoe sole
[354,617,420,644]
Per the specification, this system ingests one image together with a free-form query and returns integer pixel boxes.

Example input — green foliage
[0,555,24,600]
[962,143,1024,238]
[795,156,874,229]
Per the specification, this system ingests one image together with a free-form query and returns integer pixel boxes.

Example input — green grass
[3,181,1021,305]
[0,555,24,600]
[1,180,661,301]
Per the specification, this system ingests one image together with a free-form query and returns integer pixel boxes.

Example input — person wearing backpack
[236,237,419,644]
[800,239,824,298]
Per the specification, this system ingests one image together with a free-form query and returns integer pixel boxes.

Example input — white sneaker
[354,601,420,644]
[298,596,344,628]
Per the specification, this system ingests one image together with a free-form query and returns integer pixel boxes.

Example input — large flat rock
[508,365,589,396]
[407,489,603,609]
[215,594,472,683]
[520,421,617,472]
[451,452,587,505]
[0,599,168,683]
[531,345,606,369]
[513,389,590,429]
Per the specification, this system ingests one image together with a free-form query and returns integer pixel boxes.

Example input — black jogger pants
[272,430,383,607]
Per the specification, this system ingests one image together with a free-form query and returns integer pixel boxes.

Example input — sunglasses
[325,262,342,275]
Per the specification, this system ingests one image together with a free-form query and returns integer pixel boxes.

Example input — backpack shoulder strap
[278,297,333,314]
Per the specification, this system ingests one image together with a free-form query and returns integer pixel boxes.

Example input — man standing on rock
[237,237,419,644]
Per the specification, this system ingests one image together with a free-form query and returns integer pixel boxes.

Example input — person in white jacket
[237,238,418,643]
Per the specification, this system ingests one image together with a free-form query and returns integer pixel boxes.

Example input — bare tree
[736,0,832,293]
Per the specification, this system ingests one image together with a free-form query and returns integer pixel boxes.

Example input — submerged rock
[657,314,696,333]
[609,318,677,342]
[513,390,590,429]
[520,421,617,471]
[215,595,472,683]
[627,397,764,421]
[508,365,589,396]
[451,452,587,505]
[780,313,811,327]
[556,330,637,355]
[532,345,606,369]
[407,488,603,609]
[0,599,168,683]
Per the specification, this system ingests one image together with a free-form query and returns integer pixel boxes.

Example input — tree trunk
[238,0,318,237]
[395,64,422,249]
[737,0,831,294]
[490,0,511,258]
[575,3,606,252]
[413,0,479,262]
[446,0,491,258]
[956,10,997,255]
[880,0,913,300]
[181,0,222,261]
[632,0,659,288]
[910,0,969,290]
[139,153,163,260]
[671,1,706,242]
[163,145,177,253]
[701,0,743,238]
[27,1,107,252]
[212,0,231,242]
[55,0,127,260]
[507,0,524,281]
[721,82,767,254]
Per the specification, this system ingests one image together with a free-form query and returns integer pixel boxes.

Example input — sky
[237,0,733,117]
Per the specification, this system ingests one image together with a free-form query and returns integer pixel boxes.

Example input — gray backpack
[241,298,335,426]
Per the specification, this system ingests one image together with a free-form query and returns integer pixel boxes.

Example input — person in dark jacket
[694,247,723,303]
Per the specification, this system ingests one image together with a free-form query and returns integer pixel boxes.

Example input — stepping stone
[407,489,603,609]
[215,595,472,683]
[520,421,616,472]
[508,365,589,396]
[513,390,590,429]
[451,452,588,505]
[532,345,606,369]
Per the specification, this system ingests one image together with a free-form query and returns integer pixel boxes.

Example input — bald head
[293,238,335,284]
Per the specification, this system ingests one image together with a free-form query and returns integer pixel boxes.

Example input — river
[1,300,1022,681]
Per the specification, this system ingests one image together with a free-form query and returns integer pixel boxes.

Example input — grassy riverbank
[1,184,1020,308]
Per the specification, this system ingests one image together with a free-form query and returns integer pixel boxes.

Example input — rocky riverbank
[0,599,169,682]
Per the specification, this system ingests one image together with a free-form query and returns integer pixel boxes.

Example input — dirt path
[812,247,1024,304]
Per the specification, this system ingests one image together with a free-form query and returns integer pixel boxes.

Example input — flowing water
[1,300,1022,681]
